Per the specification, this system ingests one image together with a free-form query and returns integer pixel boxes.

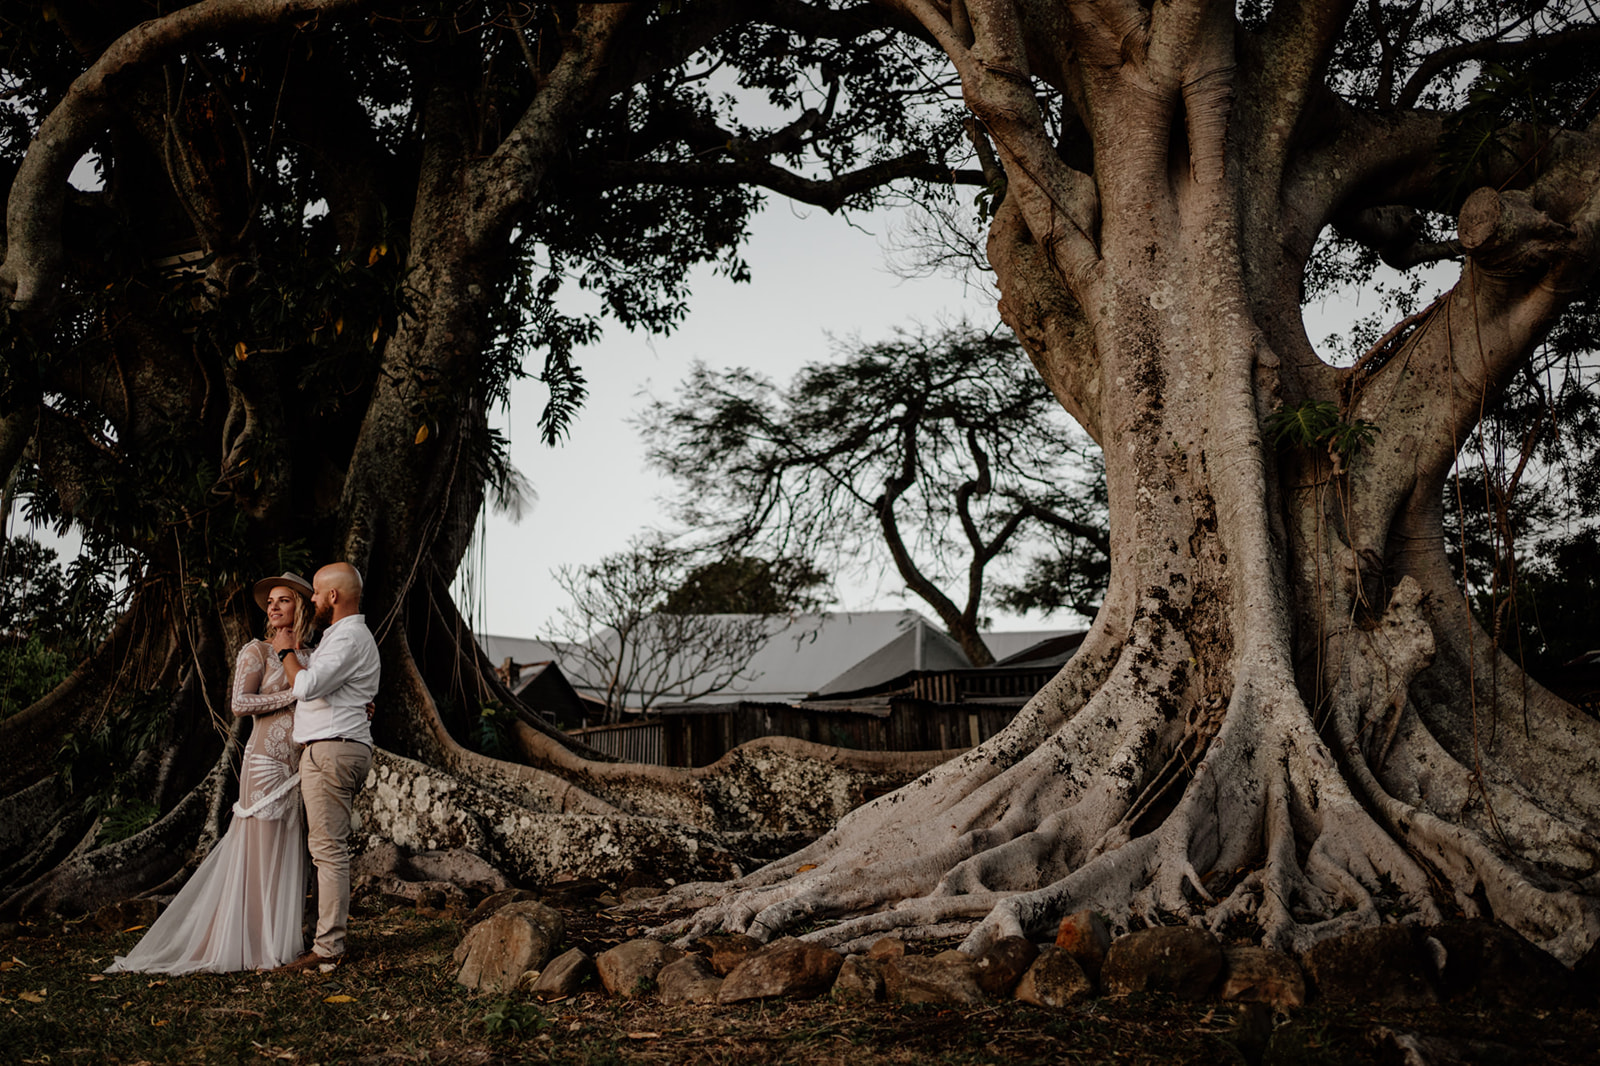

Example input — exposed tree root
[653,581,1600,965]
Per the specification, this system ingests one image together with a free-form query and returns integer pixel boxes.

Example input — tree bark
[657,0,1600,964]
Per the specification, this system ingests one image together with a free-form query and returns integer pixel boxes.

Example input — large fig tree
[0,0,970,915]
[667,0,1600,965]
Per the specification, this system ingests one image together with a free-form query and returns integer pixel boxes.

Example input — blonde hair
[260,587,316,647]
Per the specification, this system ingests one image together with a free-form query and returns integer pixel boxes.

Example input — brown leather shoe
[268,950,340,974]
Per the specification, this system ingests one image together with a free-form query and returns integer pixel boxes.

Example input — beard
[314,600,335,627]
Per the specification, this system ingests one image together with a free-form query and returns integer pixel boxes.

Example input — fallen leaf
[87,974,105,982]
[414,424,429,444]
[626,1032,661,1040]
[151,1017,168,1026]
[18,990,44,1003]
[146,980,166,988]
[797,863,818,872]
[323,994,355,1003]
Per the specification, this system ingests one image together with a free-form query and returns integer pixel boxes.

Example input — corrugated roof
[813,618,970,697]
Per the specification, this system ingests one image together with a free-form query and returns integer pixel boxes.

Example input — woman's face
[266,586,299,632]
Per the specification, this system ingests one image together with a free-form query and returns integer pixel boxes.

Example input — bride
[107,573,315,974]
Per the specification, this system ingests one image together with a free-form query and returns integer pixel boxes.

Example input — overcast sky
[457,199,1011,641]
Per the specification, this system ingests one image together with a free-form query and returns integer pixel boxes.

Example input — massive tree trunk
[664,0,1600,964]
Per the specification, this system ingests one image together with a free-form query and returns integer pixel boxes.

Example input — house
[480,611,1084,765]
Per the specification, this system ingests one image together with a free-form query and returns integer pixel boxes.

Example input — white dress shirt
[292,614,380,746]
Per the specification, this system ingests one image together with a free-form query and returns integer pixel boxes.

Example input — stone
[1218,945,1306,1009]
[405,849,512,896]
[352,841,406,881]
[1055,910,1112,982]
[529,947,594,999]
[465,888,540,928]
[832,955,887,1002]
[866,936,906,959]
[1427,920,1573,1008]
[1303,925,1438,1007]
[596,939,683,997]
[1102,926,1223,999]
[718,937,844,1003]
[453,900,565,994]
[1015,945,1095,1008]
[974,936,1039,998]
[882,951,985,1007]
[94,899,160,934]
[657,955,724,1005]
[620,886,664,903]
[691,932,764,976]
[366,876,469,916]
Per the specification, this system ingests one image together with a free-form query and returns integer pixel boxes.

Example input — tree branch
[1397,24,1600,111]
[590,155,981,211]
[1,0,369,314]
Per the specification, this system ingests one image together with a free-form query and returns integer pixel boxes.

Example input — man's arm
[290,625,380,702]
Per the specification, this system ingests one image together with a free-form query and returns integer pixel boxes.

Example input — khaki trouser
[300,739,372,958]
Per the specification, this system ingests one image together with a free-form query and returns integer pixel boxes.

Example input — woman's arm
[230,641,299,717]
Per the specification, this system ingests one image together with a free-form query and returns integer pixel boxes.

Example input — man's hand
[365,701,377,721]
[271,628,298,653]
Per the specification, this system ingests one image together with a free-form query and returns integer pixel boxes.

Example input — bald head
[312,562,364,626]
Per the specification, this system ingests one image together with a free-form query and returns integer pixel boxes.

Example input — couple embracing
[108,563,378,975]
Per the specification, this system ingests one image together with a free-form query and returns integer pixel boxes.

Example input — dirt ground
[3,887,1598,1065]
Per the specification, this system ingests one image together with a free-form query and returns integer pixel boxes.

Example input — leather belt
[307,737,370,747]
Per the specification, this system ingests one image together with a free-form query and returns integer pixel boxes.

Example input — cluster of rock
[455,894,1580,1014]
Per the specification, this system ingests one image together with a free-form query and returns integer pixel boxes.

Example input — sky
[454,199,1012,642]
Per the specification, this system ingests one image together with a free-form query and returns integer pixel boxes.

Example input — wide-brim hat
[252,572,314,612]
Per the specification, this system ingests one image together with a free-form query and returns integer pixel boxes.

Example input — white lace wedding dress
[107,641,309,974]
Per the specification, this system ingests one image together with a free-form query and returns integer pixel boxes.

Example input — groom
[272,561,380,971]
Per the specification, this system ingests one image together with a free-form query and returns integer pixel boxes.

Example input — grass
[3,894,1597,1065]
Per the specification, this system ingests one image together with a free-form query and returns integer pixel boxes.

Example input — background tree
[662,555,831,617]
[546,541,784,722]
[642,322,1110,665]
[0,0,975,915]
[662,0,1600,966]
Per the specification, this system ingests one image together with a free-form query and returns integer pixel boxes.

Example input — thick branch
[590,155,980,212]
[1397,24,1600,111]
[0,0,368,313]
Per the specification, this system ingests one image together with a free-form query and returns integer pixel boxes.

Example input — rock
[619,886,664,903]
[832,955,886,1002]
[541,877,609,906]
[94,899,160,933]
[1371,1026,1524,1064]
[718,937,844,1003]
[452,900,565,993]
[1218,945,1305,1009]
[1016,946,1094,1008]
[596,939,683,997]
[866,936,906,959]
[1304,925,1438,1007]
[368,877,470,916]
[1055,910,1112,982]
[1427,920,1573,1008]
[1102,926,1222,999]
[974,936,1039,999]
[529,947,594,999]
[352,841,406,881]
[465,888,541,928]
[883,951,985,1007]
[691,932,764,976]
[658,955,724,1005]
[405,849,512,896]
